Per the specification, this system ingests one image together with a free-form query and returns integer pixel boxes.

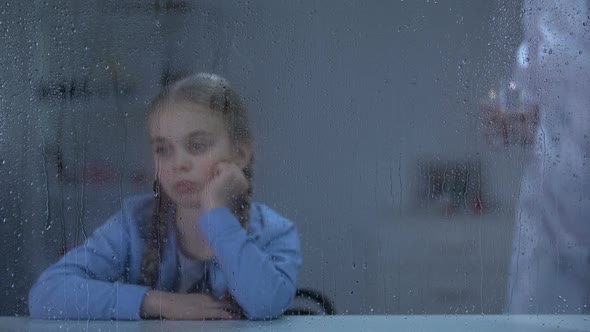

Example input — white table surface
[1,315,589,332]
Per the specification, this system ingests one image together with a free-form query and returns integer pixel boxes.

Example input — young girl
[29,73,302,320]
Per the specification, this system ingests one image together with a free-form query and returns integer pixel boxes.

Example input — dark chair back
[284,288,336,316]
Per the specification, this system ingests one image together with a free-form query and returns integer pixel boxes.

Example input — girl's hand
[141,290,241,320]
[201,161,249,212]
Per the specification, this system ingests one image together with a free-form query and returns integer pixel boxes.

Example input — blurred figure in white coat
[501,0,590,314]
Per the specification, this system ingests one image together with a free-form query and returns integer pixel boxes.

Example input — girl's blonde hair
[140,73,253,287]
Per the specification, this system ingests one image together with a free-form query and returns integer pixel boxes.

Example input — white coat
[506,0,590,314]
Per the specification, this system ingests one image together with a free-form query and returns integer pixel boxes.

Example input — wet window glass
[1,0,588,322]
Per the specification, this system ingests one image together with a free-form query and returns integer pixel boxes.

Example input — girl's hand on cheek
[201,161,249,212]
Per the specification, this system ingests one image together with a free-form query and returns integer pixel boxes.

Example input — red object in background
[480,103,540,150]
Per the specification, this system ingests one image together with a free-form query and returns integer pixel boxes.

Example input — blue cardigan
[28,195,302,320]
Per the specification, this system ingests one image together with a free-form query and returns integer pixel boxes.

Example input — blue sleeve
[28,210,150,320]
[199,208,302,320]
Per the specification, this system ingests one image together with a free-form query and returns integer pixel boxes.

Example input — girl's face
[149,102,248,209]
